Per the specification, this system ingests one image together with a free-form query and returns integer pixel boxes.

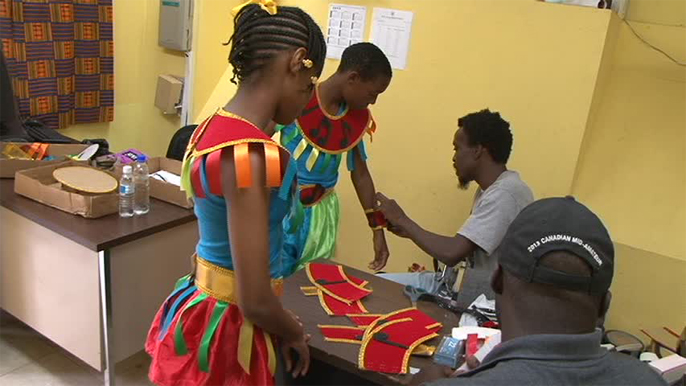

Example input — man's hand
[375,192,410,236]
[452,355,481,376]
[406,364,454,385]
[369,230,389,271]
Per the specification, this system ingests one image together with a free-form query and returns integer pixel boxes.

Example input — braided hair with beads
[225,4,326,84]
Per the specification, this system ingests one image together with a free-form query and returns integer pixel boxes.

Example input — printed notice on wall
[370,8,414,70]
[326,4,367,60]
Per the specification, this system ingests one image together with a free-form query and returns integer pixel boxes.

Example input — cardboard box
[14,161,119,219]
[148,157,193,209]
[0,142,89,179]
[115,157,192,209]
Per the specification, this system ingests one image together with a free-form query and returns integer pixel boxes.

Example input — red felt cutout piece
[360,318,439,374]
[347,314,382,327]
[307,263,372,304]
[297,93,372,153]
[319,291,367,316]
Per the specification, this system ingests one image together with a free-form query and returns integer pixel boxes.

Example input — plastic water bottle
[133,155,150,215]
[119,165,135,218]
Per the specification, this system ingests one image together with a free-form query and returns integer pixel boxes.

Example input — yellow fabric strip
[293,138,308,160]
[264,330,277,376]
[306,147,319,171]
[237,319,254,375]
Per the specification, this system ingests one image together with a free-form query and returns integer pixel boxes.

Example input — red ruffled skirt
[145,276,276,386]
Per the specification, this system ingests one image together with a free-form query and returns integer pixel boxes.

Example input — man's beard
[458,176,470,190]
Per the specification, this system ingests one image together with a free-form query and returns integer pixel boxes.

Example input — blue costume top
[194,155,294,279]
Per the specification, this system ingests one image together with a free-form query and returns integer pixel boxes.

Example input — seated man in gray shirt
[376,109,534,296]
[411,197,667,386]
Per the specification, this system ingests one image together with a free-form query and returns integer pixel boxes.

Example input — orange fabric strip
[206,149,223,196]
[234,143,252,188]
[263,143,281,188]
[36,144,49,160]
[27,143,40,159]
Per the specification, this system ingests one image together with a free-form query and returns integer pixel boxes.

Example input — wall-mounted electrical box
[159,0,193,52]
[155,75,184,115]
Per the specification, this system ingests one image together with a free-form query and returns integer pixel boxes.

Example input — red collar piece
[306,263,372,304]
[359,318,439,374]
[296,93,373,154]
[365,307,442,338]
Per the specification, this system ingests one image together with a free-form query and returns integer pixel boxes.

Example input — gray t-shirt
[427,331,667,386]
[457,170,533,271]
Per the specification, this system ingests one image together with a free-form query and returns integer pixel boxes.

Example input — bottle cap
[138,154,147,163]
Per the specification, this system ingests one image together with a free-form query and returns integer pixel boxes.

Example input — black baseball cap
[498,196,614,295]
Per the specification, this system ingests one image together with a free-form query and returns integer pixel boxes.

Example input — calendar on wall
[326,4,367,60]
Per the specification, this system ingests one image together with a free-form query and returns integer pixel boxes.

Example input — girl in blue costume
[145,2,326,385]
[276,43,394,275]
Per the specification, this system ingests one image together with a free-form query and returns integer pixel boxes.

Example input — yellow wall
[61,0,186,157]
[197,0,612,274]
[572,0,686,338]
[191,0,235,122]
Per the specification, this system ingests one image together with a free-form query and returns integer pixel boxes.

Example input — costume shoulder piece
[296,91,376,155]
[180,110,294,200]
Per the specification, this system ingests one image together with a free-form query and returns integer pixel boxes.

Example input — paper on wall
[370,7,414,70]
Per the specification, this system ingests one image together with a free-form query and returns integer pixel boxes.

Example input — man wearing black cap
[411,197,666,386]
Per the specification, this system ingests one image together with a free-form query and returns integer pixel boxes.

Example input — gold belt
[193,255,281,376]
[194,255,284,303]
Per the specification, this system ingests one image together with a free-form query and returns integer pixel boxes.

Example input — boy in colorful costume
[145,2,326,385]
[276,42,393,274]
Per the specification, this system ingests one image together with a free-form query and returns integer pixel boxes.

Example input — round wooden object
[52,166,118,194]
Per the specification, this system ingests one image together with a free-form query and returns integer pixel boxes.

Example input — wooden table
[0,179,198,386]
[282,263,460,385]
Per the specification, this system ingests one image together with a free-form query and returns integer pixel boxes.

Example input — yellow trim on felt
[315,83,348,120]
[356,300,368,314]
[306,264,354,305]
[317,290,334,316]
[358,317,414,371]
[402,333,439,374]
[324,338,364,344]
[300,286,318,296]
[190,109,290,159]
[317,324,366,330]
[364,307,419,339]
[337,265,373,293]
[216,108,257,125]
[425,322,443,330]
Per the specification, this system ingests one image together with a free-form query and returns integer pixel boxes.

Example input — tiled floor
[0,310,153,386]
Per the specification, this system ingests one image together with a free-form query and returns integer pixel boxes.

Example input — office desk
[282,262,460,385]
[0,179,198,386]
